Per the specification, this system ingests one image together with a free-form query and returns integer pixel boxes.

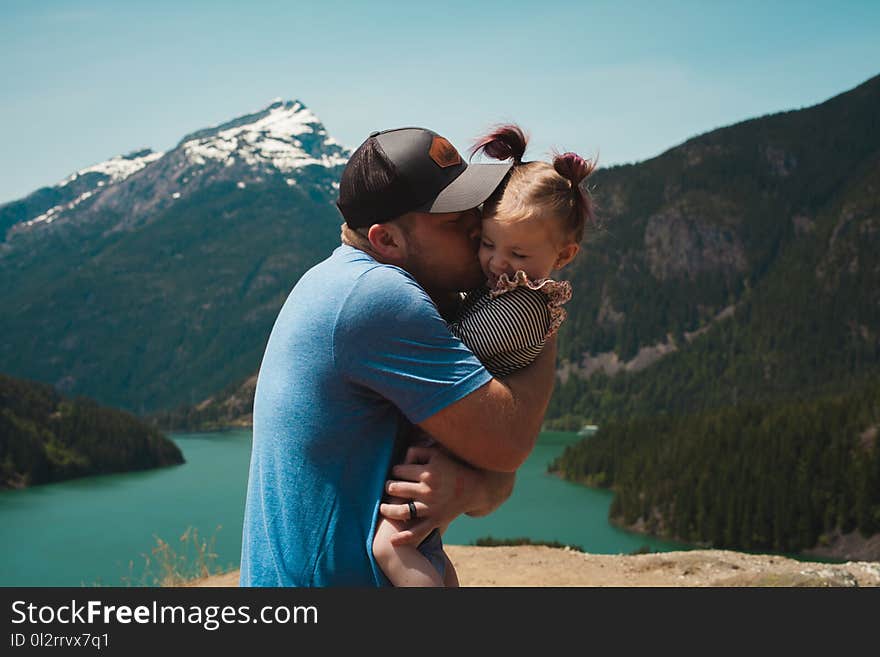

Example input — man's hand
[378,445,515,546]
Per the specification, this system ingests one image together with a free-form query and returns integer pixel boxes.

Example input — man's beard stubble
[405,236,484,299]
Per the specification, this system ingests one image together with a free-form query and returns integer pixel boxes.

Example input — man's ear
[554,243,580,270]
[367,222,407,264]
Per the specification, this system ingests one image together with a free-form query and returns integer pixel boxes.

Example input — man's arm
[417,335,557,472]
[379,336,557,545]
[465,469,516,517]
[337,267,555,473]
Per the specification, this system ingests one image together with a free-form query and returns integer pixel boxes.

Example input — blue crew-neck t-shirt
[239,245,493,586]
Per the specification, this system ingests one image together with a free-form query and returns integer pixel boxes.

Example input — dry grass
[121,525,233,587]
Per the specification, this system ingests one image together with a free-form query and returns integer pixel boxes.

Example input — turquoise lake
[0,430,692,586]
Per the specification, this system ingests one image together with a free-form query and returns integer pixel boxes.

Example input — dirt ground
[190,545,880,587]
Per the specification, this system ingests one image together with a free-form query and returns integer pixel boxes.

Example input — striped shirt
[449,285,552,377]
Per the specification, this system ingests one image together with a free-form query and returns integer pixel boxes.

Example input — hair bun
[553,151,596,188]
[470,124,528,163]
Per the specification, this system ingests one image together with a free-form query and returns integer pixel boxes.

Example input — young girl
[372,124,597,586]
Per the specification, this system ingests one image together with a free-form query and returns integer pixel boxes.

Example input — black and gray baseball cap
[337,127,512,229]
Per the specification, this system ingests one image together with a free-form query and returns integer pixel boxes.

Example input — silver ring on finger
[407,500,418,521]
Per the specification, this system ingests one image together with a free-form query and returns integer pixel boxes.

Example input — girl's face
[479,213,578,287]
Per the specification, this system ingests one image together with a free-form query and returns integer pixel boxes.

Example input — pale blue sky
[1,0,878,204]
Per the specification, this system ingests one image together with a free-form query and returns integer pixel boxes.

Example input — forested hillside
[0,101,345,412]
[548,72,880,426]
[0,374,183,488]
[551,378,880,555]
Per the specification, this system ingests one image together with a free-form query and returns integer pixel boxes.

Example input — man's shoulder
[326,246,426,301]
[295,246,415,303]
[313,246,435,333]
[320,245,415,285]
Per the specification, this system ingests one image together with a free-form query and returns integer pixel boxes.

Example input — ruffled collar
[487,270,572,338]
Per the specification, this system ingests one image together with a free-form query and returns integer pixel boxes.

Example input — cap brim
[417,163,512,214]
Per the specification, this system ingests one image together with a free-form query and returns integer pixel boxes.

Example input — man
[240,127,557,586]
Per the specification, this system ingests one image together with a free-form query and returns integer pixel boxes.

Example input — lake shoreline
[545,466,874,564]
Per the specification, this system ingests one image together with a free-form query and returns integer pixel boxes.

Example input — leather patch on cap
[429,136,462,168]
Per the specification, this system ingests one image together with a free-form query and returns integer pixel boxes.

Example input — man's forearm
[465,469,516,517]
[440,447,516,517]
[459,339,555,514]
[496,335,558,442]
[418,336,558,472]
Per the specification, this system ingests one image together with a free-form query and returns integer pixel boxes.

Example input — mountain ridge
[1,98,347,245]
[1,76,878,418]
[0,97,348,411]
[158,73,880,430]
[544,71,880,424]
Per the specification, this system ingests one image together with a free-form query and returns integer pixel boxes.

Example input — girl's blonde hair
[471,124,597,243]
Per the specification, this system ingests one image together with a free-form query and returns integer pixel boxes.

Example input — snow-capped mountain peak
[4,98,349,240]
[59,149,165,189]
[179,99,347,172]
[21,149,164,228]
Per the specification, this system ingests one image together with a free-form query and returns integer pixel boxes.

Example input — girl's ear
[367,223,407,264]
[554,243,580,270]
